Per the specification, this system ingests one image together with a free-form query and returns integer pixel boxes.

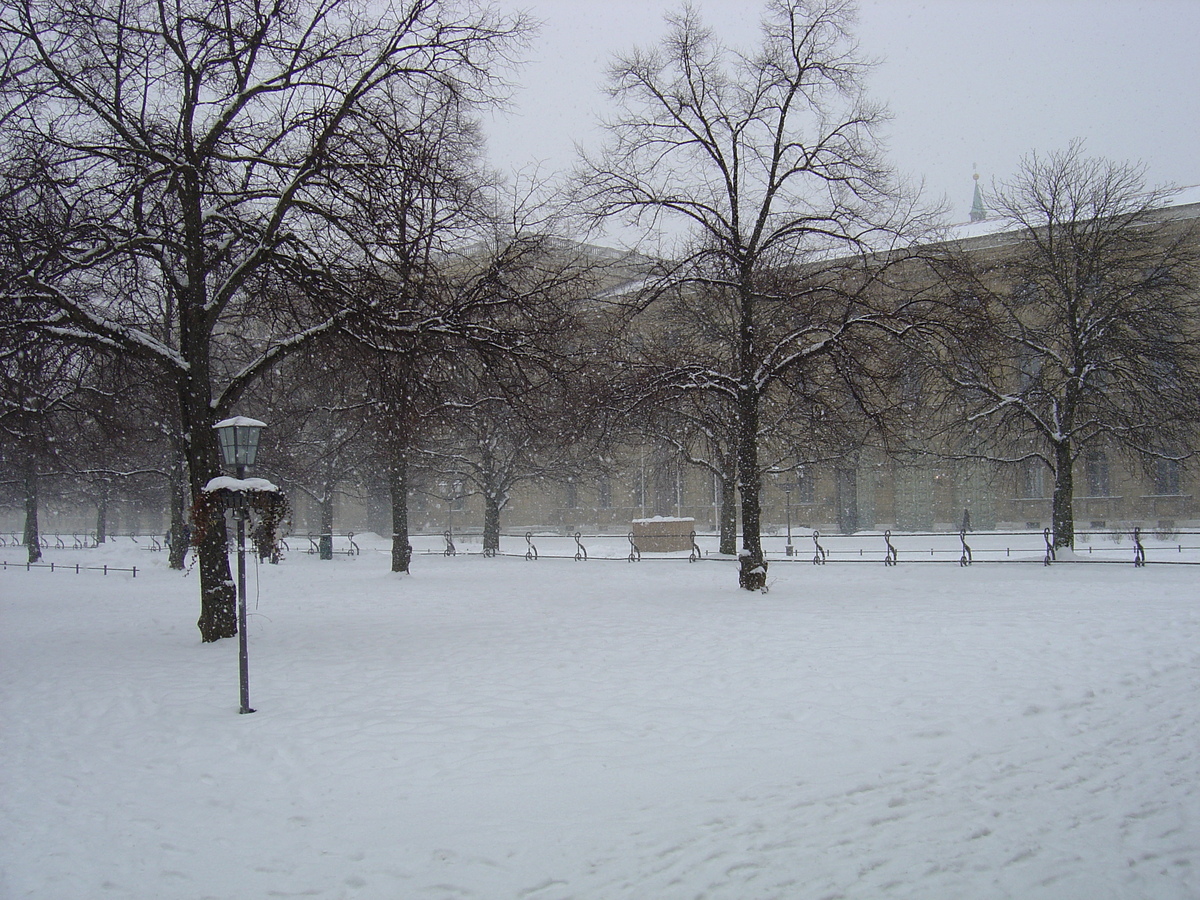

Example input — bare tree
[926,143,1200,549]
[580,0,930,588]
[427,354,612,556]
[0,0,528,639]
[318,81,494,571]
[0,338,84,561]
[357,351,440,573]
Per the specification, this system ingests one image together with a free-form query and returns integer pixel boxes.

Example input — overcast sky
[483,0,1200,233]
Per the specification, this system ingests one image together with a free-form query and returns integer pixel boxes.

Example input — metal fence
[0,559,138,576]
[6,527,1199,572]
[411,526,1200,567]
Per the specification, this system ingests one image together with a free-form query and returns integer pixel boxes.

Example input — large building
[397,182,1200,545]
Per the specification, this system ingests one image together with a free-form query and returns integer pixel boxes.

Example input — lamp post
[441,479,463,538]
[783,482,795,557]
[213,416,266,715]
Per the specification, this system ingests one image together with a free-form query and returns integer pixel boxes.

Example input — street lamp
[440,479,463,537]
[214,417,264,474]
[213,415,266,715]
[782,482,795,557]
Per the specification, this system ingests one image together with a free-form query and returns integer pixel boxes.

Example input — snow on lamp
[214,416,266,471]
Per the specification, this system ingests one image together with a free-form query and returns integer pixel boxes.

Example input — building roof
[942,183,1200,251]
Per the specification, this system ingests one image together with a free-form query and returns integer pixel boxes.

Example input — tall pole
[784,484,794,557]
[236,462,254,714]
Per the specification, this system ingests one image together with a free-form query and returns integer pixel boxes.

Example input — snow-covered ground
[2,535,1198,899]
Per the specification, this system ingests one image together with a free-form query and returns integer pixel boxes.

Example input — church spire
[970,168,987,223]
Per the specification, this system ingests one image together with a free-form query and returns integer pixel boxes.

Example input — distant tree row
[2,0,1197,649]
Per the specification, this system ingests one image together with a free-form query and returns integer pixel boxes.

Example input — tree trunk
[94,479,108,546]
[836,468,859,535]
[167,454,189,569]
[483,491,502,555]
[1051,441,1075,550]
[718,474,738,555]
[319,482,335,560]
[388,452,412,573]
[736,385,767,590]
[23,463,41,564]
[184,391,236,643]
[194,496,234,641]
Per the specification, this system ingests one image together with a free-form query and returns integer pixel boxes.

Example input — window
[1016,345,1041,390]
[597,476,612,509]
[1085,451,1110,497]
[564,481,578,509]
[1012,280,1040,306]
[1142,265,1174,290]
[900,366,923,408]
[794,466,816,504]
[1155,458,1181,496]
[1080,271,1105,300]
[1021,461,1045,498]
[1152,357,1182,394]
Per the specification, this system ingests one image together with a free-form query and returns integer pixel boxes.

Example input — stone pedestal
[631,516,695,552]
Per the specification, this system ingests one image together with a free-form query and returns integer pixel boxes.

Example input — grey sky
[484,0,1200,227]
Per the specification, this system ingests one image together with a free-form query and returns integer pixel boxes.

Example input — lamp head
[213,416,267,469]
